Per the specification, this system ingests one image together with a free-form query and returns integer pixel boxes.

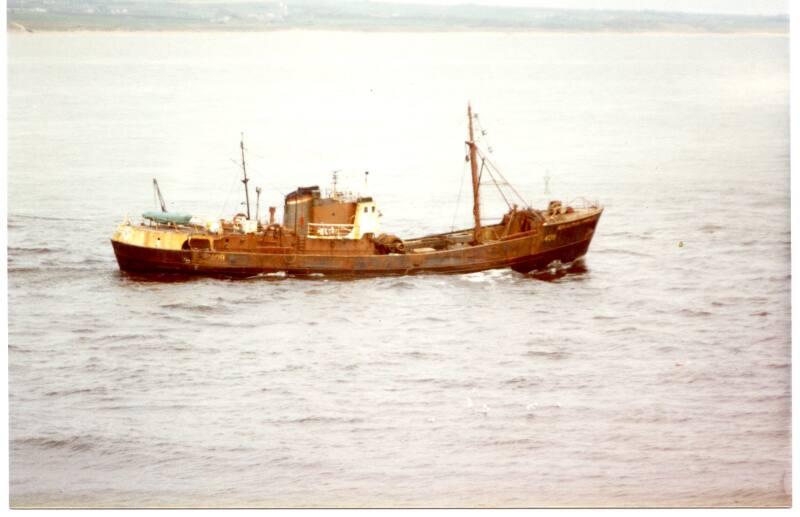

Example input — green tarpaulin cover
[142,211,193,225]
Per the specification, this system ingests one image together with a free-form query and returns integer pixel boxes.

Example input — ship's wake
[529,259,589,282]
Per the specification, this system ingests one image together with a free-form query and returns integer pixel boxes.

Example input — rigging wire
[454,110,539,231]
[240,165,286,198]
[217,152,287,220]
[450,143,469,231]
[476,148,530,208]
[472,114,534,209]
[473,116,495,155]
[476,112,558,202]
[481,159,512,210]
[238,148,286,196]
[218,159,243,219]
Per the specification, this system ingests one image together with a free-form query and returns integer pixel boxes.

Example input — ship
[111,105,603,278]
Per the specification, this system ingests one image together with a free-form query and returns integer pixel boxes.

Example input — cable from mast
[480,159,513,210]
[227,158,282,195]
[218,165,240,219]
[473,116,495,154]
[471,115,531,209]
[450,143,470,231]
[476,147,530,209]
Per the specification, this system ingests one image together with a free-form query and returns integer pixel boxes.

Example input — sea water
[8,31,790,507]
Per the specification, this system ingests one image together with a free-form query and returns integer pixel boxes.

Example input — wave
[388,280,416,290]
[699,223,725,233]
[678,308,713,317]
[281,416,365,425]
[12,435,95,452]
[503,376,543,387]
[44,387,106,397]
[8,265,114,276]
[7,246,58,255]
[159,302,221,313]
[485,438,543,448]
[594,248,653,258]
[9,214,86,222]
[7,266,41,274]
[525,349,569,360]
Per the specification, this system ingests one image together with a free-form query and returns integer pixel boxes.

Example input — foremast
[467,103,482,244]
[240,133,251,220]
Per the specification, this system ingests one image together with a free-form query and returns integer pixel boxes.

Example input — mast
[240,132,251,220]
[467,103,481,243]
[332,170,339,198]
[152,178,168,213]
[255,186,262,225]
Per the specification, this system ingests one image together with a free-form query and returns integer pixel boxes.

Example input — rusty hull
[111,208,602,278]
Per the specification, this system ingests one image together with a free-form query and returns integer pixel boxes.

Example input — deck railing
[566,197,601,209]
